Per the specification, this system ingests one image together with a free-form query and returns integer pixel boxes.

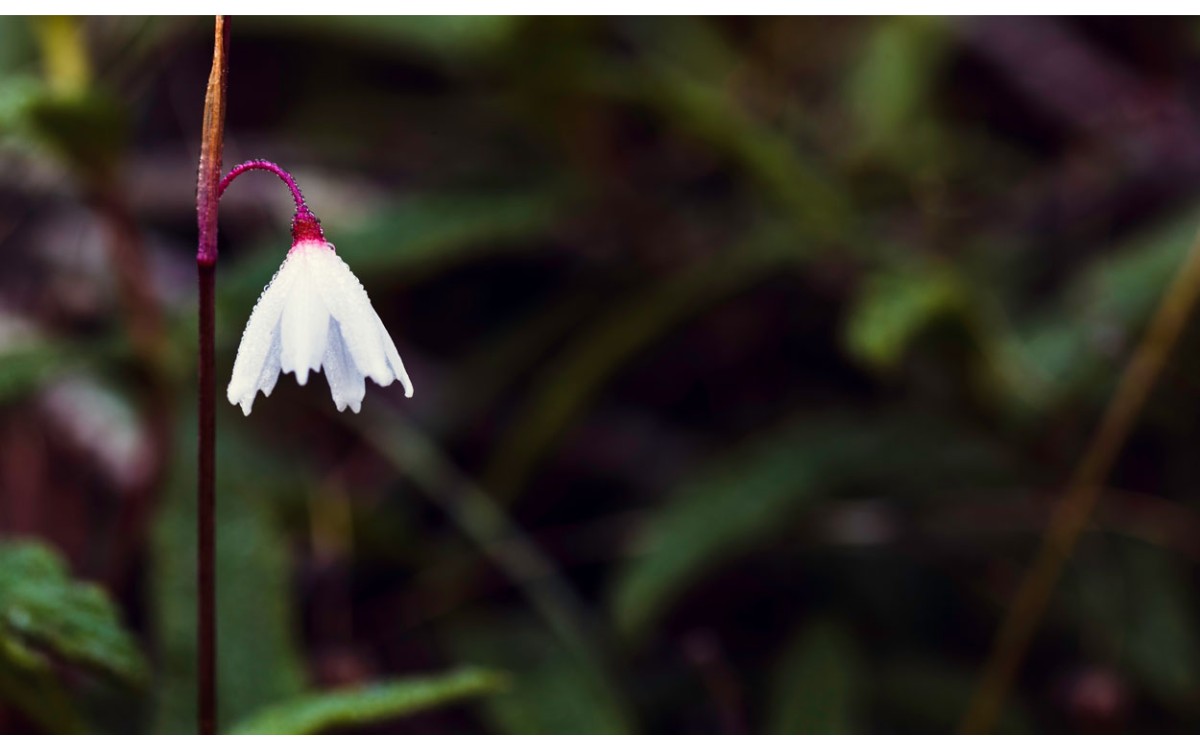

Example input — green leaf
[767,618,861,734]
[0,634,87,733]
[0,342,70,404]
[846,17,950,164]
[150,407,308,732]
[1016,208,1200,405]
[0,540,147,685]
[447,618,633,733]
[611,411,1016,640]
[1062,540,1200,710]
[844,260,965,371]
[231,667,506,734]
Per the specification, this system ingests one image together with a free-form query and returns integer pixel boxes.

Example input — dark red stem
[196,14,229,735]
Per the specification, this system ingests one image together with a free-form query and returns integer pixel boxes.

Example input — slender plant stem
[195,15,229,736]
[218,159,309,210]
[961,224,1200,733]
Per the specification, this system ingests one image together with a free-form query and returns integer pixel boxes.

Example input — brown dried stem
[961,224,1200,732]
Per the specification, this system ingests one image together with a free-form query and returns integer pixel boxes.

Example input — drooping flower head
[221,160,412,415]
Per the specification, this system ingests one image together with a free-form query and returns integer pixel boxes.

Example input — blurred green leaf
[0,75,42,134]
[1063,540,1200,709]
[609,23,848,236]
[151,408,308,732]
[257,16,521,61]
[0,540,147,685]
[844,260,965,371]
[0,17,38,74]
[611,411,1017,639]
[1017,208,1200,404]
[767,617,861,733]
[0,342,70,404]
[231,667,505,734]
[448,618,633,733]
[0,634,87,733]
[24,88,127,181]
[846,17,950,164]
[876,656,1030,732]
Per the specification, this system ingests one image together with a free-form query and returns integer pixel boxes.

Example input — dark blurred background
[2,15,1200,734]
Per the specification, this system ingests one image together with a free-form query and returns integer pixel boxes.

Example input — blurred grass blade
[768,617,861,734]
[350,404,633,724]
[230,667,505,734]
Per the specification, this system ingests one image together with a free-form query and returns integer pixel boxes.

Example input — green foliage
[1020,211,1198,378]
[257,16,521,61]
[846,17,951,165]
[845,259,965,371]
[0,342,70,405]
[448,619,633,734]
[151,409,307,732]
[0,541,146,684]
[484,229,799,502]
[1063,540,1200,709]
[768,617,862,734]
[611,411,1018,640]
[875,657,1030,733]
[7,15,1200,734]
[0,540,145,733]
[231,667,505,734]
[24,88,127,181]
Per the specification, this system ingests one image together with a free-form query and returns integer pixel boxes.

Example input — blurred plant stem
[962,221,1200,733]
[195,14,229,736]
[351,406,626,713]
[32,16,90,95]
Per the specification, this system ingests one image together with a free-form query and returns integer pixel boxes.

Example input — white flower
[227,239,413,415]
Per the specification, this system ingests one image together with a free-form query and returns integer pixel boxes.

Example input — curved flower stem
[196,14,229,735]
[961,223,1200,733]
[218,160,325,244]
[219,159,308,212]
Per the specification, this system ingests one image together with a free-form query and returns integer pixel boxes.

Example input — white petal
[279,245,330,386]
[310,248,404,388]
[322,321,366,413]
[373,308,413,398]
[227,254,301,415]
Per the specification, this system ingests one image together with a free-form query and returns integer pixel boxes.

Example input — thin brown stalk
[195,14,229,736]
[961,225,1200,733]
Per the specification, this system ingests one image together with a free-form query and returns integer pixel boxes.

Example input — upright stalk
[196,15,229,736]
[961,224,1200,732]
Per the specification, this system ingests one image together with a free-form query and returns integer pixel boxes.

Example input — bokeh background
[2,15,1200,734]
